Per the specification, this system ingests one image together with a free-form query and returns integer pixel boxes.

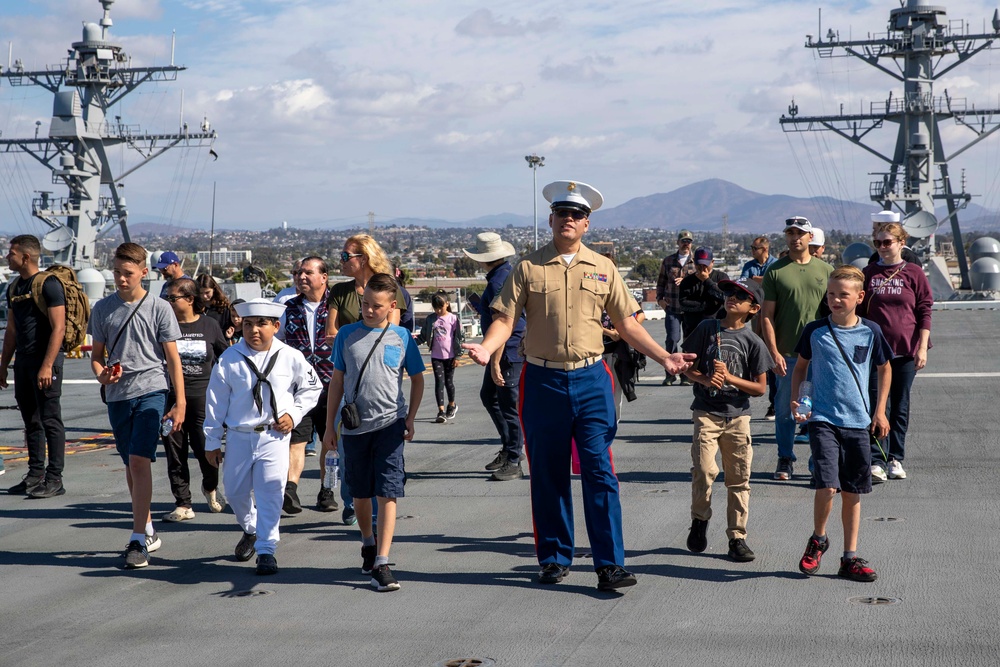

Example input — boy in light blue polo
[323,272,424,592]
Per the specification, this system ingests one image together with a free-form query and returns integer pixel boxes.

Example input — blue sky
[3,0,1000,232]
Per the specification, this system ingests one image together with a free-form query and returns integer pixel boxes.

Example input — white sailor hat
[542,180,604,214]
[871,210,900,224]
[234,298,286,320]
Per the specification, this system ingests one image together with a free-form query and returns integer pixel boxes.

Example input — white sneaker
[871,463,888,483]
[887,459,907,479]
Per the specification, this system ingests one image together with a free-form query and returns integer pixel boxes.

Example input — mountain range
[35,179,1000,236]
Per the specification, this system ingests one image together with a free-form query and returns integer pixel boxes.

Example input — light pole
[525,154,545,250]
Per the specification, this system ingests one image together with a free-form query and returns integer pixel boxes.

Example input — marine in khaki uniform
[464,180,695,592]
[204,299,322,575]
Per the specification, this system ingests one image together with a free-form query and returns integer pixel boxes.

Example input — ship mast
[0,0,217,269]
[779,0,1000,289]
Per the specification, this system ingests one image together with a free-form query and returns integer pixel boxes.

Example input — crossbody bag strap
[108,291,149,357]
[825,318,870,415]
[349,324,391,402]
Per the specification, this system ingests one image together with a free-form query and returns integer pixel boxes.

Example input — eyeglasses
[340,251,363,263]
[164,295,191,303]
[723,290,753,302]
[679,239,693,244]
[553,209,588,220]
[873,239,897,248]
[751,245,765,251]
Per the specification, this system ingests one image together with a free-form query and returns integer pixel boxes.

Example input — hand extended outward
[662,352,697,377]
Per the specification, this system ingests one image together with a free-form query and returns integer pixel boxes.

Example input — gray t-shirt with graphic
[89,291,182,402]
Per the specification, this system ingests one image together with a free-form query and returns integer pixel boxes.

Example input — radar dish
[42,226,74,252]
[902,210,937,239]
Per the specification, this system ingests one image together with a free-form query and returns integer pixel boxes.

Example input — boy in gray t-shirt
[324,273,424,592]
[682,278,773,563]
[89,243,184,570]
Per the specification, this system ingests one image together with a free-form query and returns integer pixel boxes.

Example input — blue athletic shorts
[342,418,406,499]
[107,390,167,465]
[808,421,872,494]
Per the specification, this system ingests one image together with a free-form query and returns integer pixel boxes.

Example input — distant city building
[195,247,252,266]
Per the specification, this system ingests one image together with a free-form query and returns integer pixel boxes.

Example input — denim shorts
[342,418,406,499]
[809,420,872,494]
[107,390,167,465]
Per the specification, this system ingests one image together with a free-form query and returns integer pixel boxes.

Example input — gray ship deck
[1,310,997,666]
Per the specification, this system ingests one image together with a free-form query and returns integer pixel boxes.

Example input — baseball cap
[693,247,713,266]
[809,228,825,247]
[784,216,813,232]
[719,278,764,305]
[155,251,181,269]
[677,230,694,241]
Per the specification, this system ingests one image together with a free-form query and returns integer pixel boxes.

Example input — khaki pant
[691,411,753,540]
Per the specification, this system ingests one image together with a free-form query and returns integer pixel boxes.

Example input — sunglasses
[873,239,897,248]
[723,290,754,302]
[340,251,363,263]
[679,239,693,244]
[164,295,191,303]
[553,209,588,220]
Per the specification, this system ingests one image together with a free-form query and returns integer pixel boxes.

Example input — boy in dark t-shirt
[682,278,773,562]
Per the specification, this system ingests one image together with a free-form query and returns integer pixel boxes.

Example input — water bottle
[160,418,174,437]
[324,451,340,489]
[796,381,813,418]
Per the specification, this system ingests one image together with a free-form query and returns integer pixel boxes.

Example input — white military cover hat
[808,228,825,247]
[234,298,286,320]
[542,180,604,214]
[463,232,516,263]
[871,210,901,223]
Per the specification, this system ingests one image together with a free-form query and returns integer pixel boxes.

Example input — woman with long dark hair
[196,274,234,341]
[162,278,229,521]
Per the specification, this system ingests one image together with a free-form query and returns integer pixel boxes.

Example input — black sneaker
[124,540,148,569]
[662,375,677,386]
[235,532,257,562]
[28,478,66,499]
[765,405,776,421]
[678,376,692,386]
[774,457,794,480]
[687,518,709,553]
[538,563,570,584]
[728,538,756,562]
[8,474,45,495]
[445,404,458,419]
[435,410,446,424]
[596,565,637,592]
[361,544,377,574]
[370,564,400,591]
[283,482,302,514]
[491,459,523,481]
[484,450,506,471]
[316,486,339,512]
[255,553,278,575]
[838,556,878,582]
[342,507,357,526]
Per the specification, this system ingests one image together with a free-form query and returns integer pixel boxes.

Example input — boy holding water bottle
[791,266,892,582]
[681,278,772,562]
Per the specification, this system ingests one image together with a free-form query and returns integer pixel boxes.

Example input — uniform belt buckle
[253,425,267,433]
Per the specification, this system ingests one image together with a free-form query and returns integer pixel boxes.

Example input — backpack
[7,266,91,353]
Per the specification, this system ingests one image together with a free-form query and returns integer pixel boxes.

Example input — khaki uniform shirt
[492,242,640,363]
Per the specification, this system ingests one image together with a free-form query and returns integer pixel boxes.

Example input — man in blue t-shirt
[1,235,68,498]
[464,232,526,481]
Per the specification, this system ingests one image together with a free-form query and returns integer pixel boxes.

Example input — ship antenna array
[779,0,1000,289]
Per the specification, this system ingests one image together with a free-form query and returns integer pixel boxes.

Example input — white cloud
[454,9,553,38]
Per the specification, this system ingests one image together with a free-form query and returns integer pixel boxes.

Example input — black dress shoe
[538,563,570,585]
[596,565,637,592]
[283,482,302,514]
[316,486,339,512]
[234,532,257,562]
[255,553,278,575]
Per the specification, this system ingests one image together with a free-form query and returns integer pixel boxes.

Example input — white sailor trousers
[222,429,290,556]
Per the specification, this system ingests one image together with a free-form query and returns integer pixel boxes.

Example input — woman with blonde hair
[861,221,932,482]
[322,234,409,525]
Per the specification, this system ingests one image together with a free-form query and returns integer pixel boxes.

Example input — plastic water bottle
[160,418,174,436]
[796,381,813,418]
[324,451,340,489]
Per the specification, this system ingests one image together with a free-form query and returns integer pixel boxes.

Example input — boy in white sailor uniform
[204,298,321,575]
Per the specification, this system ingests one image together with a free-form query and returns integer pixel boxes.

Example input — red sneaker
[838,557,878,582]
[798,535,829,575]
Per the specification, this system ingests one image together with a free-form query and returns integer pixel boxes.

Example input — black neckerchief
[239,348,281,418]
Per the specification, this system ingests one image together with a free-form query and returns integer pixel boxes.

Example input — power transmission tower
[779,0,1000,289]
